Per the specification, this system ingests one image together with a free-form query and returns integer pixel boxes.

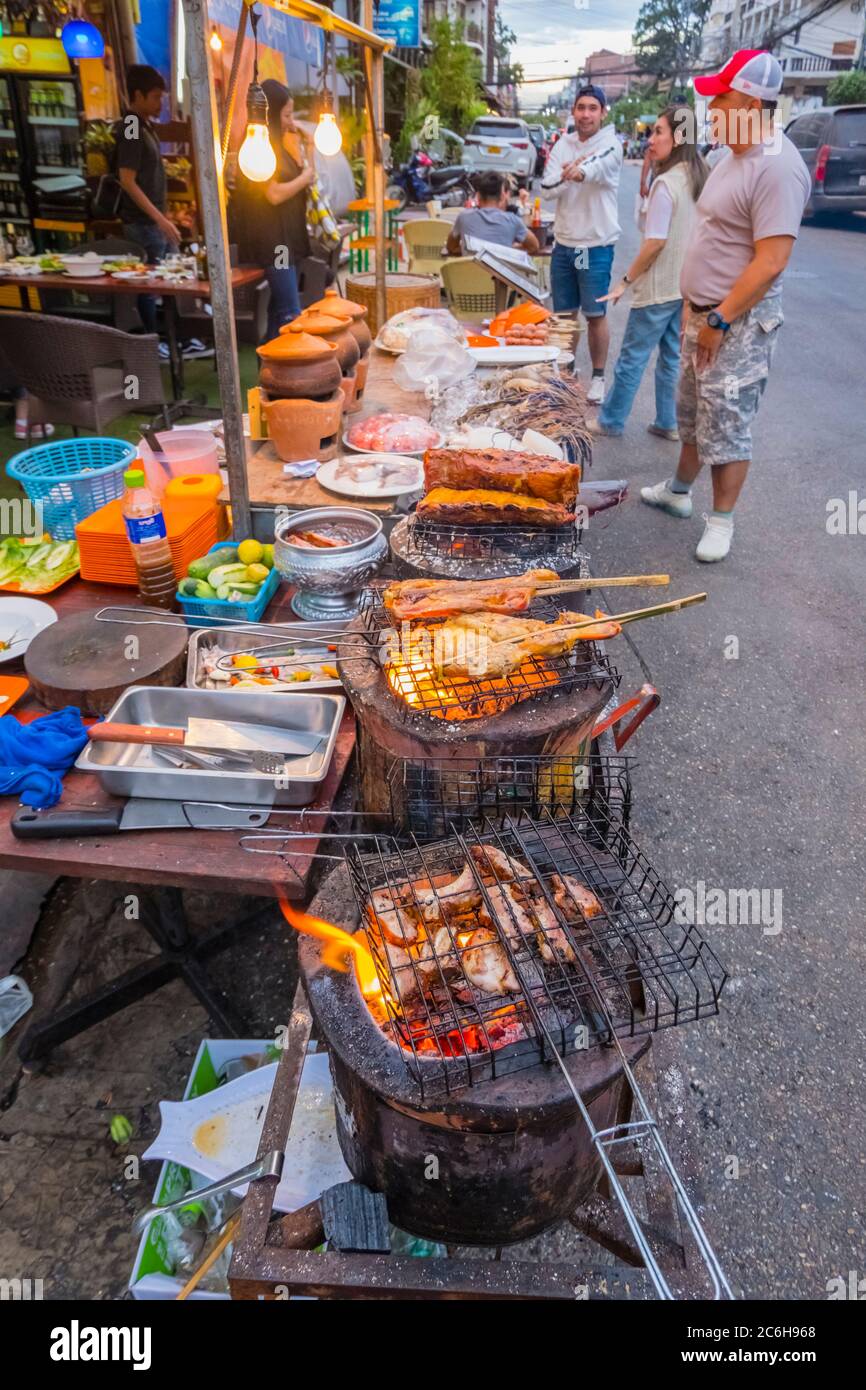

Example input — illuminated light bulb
[209,28,223,52]
[238,122,276,182]
[314,111,342,157]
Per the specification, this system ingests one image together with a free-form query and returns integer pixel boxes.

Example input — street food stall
[0,0,734,1305]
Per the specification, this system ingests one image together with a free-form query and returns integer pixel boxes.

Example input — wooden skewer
[175,1211,242,1301]
[489,593,708,646]
[537,573,670,595]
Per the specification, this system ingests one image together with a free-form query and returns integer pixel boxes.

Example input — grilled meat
[484,881,537,948]
[423,447,581,506]
[462,927,520,995]
[367,886,420,947]
[471,843,534,883]
[382,936,422,1000]
[435,610,578,680]
[523,882,577,965]
[551,873,603,923]
[382,569,559,623]
[410,863,483,927]
[416,487,575,528]
[416,925,461,982]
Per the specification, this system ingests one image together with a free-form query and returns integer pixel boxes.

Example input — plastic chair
[0,312,168,437]
[440,257,498,325]
[402,219,449,276]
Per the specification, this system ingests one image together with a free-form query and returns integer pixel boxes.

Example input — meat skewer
[486,594,708,650]
[383,571,671,623]
[434,610,619,681]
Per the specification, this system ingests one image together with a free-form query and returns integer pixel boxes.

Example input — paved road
[581,161,866,1299]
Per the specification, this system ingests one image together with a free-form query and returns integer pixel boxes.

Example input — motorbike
[386,150,475,212]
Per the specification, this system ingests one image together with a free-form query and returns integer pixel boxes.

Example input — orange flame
[385,651,558,721]
[278,892,380,999]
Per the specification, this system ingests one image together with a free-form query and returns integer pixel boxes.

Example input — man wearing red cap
[641,51,810,561]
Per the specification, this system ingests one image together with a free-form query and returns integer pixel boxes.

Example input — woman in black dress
[233,79,314,342]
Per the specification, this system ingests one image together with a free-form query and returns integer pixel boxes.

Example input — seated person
[446,172,540,256]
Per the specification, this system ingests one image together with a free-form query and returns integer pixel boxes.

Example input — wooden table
[0,577,356,1056]
[244,345,430,519]
[0,265,263,406]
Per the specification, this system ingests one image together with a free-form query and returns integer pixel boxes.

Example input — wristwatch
[706,310,731,333]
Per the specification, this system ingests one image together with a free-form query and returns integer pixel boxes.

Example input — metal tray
[76,685,346,807]
[186,620,346,693]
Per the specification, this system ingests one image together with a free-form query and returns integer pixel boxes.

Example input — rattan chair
[402,218,450,277]
[0,312,169,437]
[440,256,498,325]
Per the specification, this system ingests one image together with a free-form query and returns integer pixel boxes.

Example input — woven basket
[345,272,440,337]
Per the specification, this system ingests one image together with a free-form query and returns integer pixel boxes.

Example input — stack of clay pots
[282,310,362,413]
[256,331,345,464]
[304,288,373,410]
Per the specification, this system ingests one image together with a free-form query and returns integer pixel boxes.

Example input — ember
[384,647,559,721]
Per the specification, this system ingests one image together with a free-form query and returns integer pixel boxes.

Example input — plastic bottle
[122,467,177,609]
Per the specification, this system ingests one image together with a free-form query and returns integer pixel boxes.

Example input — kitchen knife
[88,717,325,761]
[11,800,271,839]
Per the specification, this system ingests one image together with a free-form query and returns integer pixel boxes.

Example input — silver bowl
[273,507,388,621]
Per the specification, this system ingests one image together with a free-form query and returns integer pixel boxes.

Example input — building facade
[584,48,643,102]
[700,0,865,116]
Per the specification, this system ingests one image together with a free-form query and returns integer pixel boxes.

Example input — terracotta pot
[284,310,361,378]
[257,331,341,401]
[353,354,369,409]
[307,289,373,358]
[264,389,345,463]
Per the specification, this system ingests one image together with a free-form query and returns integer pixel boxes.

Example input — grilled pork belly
[416,487,575,528]
[423,448,581,506]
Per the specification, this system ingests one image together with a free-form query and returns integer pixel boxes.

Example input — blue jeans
[599,298,682,435]
[550,241,614,318]
[123,222,170,335]
[264,266,302,343]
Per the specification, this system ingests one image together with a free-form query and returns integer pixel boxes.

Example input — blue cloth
[599,298,682,435]
[264,267,302,342]
[0,708,90,809]
[550,241,614,318]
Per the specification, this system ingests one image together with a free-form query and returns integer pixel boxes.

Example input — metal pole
[181,0,252,539]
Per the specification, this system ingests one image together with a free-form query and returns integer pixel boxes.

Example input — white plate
[0,596,57,662]
[468,345,560,366]
[62,267,106,278]
[342,428,443,457]
[110,269,149,281]
[318,453,424,498]
[142,1055,350,1214]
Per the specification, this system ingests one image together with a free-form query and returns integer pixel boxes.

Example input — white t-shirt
[680,132,811,304]
[644,181,673,239]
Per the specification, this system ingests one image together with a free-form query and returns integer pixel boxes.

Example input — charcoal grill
[406,516,584,567]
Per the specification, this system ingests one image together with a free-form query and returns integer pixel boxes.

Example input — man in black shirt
[116,65,179,333]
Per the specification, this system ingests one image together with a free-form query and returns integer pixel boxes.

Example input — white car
[461,117,536,186]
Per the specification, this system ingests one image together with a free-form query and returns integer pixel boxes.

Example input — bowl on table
[273,507,388,621]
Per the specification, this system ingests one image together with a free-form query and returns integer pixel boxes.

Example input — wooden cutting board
[24,610,189,715]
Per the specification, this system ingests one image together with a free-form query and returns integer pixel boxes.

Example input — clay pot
[284,311,361,377]
[353,354,369,409]
[307,289,373,359]
[264,389,345,463]
[257,331,341,401]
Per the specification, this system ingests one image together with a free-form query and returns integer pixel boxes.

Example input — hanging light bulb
[61,16,105,59]
[238,80,276,182]
[209,27,223,53]
[314,110,342,157]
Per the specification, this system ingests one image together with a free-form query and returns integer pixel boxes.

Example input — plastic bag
[393,326,476,397]
[377,307,465,353]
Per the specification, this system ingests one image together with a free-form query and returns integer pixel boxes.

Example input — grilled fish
[382,569,559,623]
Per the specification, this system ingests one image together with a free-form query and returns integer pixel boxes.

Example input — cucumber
[188,545,237,580]
[207,562,249,589]
[194,580,216,599]
[179,577,199,596]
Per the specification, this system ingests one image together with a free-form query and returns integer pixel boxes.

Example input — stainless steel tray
[76,686,346,807]
[186,620,346,693]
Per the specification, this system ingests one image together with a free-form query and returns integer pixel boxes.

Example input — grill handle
[592,683,660,751]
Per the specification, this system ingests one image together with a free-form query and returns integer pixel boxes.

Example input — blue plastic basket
[176,544,281,628]
[7,436,137,540]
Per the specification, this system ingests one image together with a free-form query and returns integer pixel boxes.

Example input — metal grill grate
[347,808,727,1101]
[405,515,585,566]
[357,589,618,721]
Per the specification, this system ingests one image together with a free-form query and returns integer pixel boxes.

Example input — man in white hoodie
[542,85,623,403]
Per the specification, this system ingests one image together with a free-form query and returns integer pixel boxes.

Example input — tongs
[131,1149,284,1235]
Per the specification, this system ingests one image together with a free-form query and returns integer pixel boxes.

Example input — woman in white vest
[590,108,708,440]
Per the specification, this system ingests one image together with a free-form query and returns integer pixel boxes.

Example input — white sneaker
[696,513,734,562]
[640,479,693,519]
[586,375,605,405]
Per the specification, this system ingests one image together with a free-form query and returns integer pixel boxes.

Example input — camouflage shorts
[677,295,784,467]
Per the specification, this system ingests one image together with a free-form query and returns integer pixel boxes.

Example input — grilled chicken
[462,927,520,995]
[416,925,460,981]
[551,873,603,923]
[436,610,619,681]
[523,882,577,965]
[484,881,537,947]
[416,487,575,528]
[382,936,421,1001]
[367,886,420,947]
[382,569,559,623]
[471,843,533,883]
[423,447,581,507]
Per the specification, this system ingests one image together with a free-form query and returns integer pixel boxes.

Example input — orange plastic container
[76,494,221,586]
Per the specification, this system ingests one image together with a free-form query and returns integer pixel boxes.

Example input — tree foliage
[633,0,710,82]
[420,17,488,133]
[495,13,525,89]
[826,70,866,106]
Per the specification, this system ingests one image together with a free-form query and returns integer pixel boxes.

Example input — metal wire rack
[404,515,584,567]
[347,807,727,1102]
[355,589,618,721]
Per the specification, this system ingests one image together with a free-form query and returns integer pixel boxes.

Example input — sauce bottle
[122,467,177,609]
